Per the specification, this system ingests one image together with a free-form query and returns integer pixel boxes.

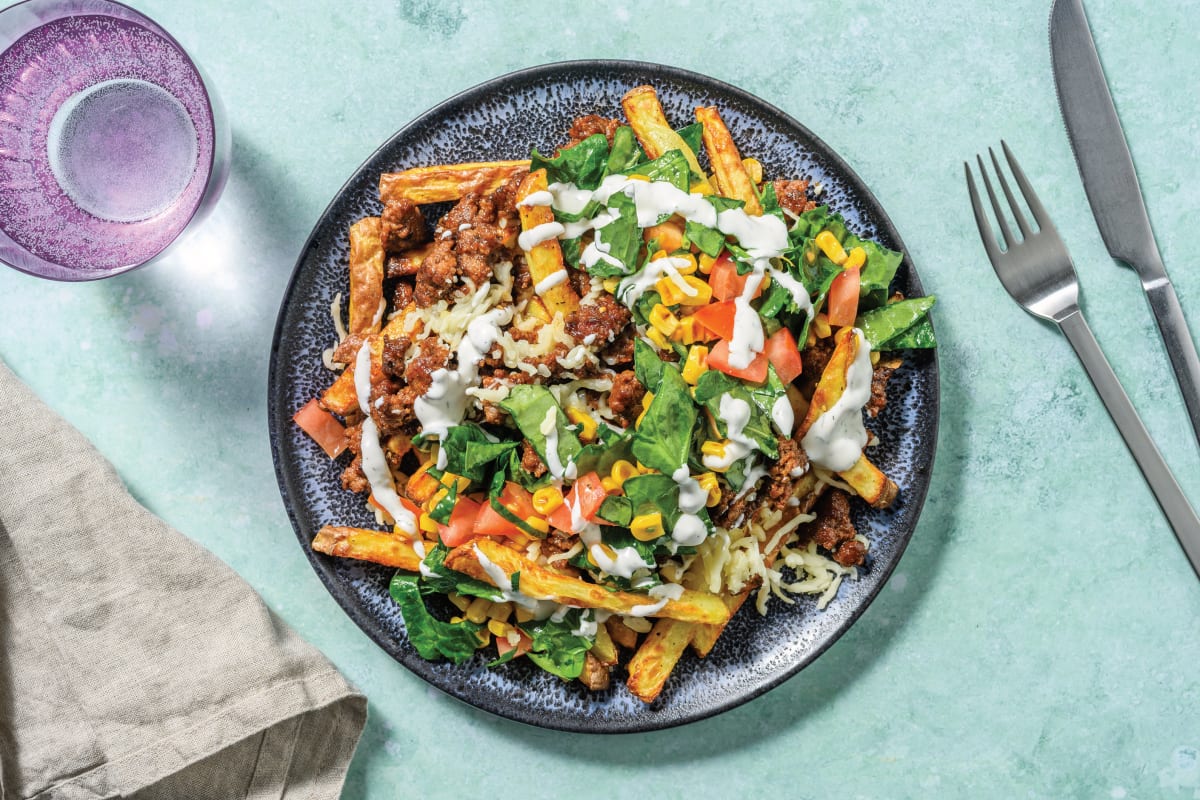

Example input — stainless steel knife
[1050,0,1200,448]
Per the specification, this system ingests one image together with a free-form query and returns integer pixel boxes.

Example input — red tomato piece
[691,300,738,341]
[474,483,539,538]
[495,628,532,659]
[708,339,769,383]
[764,327,803,384]
[437,496,482,547]
[708,252,763,302]
[827,267,861,328]
[547,472,607,532]
[292,398,348,458]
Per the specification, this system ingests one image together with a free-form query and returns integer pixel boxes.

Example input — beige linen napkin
[0,360,366,800]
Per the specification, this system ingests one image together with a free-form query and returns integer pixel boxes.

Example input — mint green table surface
[3,1,1198,797]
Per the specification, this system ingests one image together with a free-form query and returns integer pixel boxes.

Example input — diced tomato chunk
[708,252,763,302]
[437,496,482,547]
[691,300,737,341]
[764,327,803,384]
[495,628,532,659]
[708,338,769,383]
[827,267,861,328]
[474,483,539,538]
[293,398,348,458]
[547,472,607,532]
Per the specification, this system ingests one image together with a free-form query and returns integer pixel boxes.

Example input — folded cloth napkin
[0,360,366,800]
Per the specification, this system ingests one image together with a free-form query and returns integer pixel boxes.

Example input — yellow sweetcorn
[524,516,550,535]
[487,602,513,622]
[650,248,672,262]
[696,472,721,507]
[532,486,564,515]
[475,629,491,647]
[514,606,535,623]
[815,230,848,265]
[487,619,512,638]
[465,597,491,624]
[645,327,670,350]
[677,275,712,306]
[682,344,709,385]
[641,392,655,411]
[587,543,618,567]
[610,460,639,486]
[630,512,665,542]
[700,440,727,459]
[672,253,698,275]
[813,312,832,339]
[566,406,598,442]
[871,351,881,366]
[418,513,439,534]
[448,593,471,612]
[674,315,699,344]
[649,303,680,337]
[654,276,687,306]
[601,476,621,493]
[690,179,714,196]
[844,246,867,271]
[602,277,620,294]
[698,252,718,274]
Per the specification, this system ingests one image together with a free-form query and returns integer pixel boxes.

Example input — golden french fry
[839,454,898,509]
[445,539,731,625]
[606,617,639,650]
[379,160,529,205]
[621,86,713,192]
[590,620,619,666]
[626,618,695,703]
[348,218,385,336]
[579,652,612,691]
[516,169,579,316]
[312,525,423,571]
[321,368,360,417]
[696,106,762,215]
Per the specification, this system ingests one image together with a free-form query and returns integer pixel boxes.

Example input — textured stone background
[1,1,1197,797]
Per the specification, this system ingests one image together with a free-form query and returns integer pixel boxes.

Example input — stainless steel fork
[967,142,1200,579]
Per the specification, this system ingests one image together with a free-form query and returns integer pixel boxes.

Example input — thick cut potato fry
[579,652,612,691]
[795,327,898,508]
[621,86,713,193]
[696,106,762,215]
[321,367,360,417]
[606,617,639,650]
[379,161,529,205]
[589,620,619,666]
[626,618,695,703]
[312,526,423,571]
[348,218,385,336]
[445,539,731,625]
[516,169,579,316]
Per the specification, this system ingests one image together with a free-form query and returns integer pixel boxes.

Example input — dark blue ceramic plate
[268,61,939,733]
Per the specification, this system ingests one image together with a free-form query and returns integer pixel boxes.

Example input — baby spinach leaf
[607,126,642,174]
[632,367,696,473]
[692,371,779,459]
[438,424,518,485]
[627,148,690,193]
[598,495,633,527]
[499,386,581,472]
[590,192,641,276]
[684,220,726,257]
[417,544,503,601]
[856,296,937,350]
[389,573,483,664]
[675,122,703,159]
[885,317,937,349]
[847,235,904,310]
[519,611,593,680]
[530,134,609,190]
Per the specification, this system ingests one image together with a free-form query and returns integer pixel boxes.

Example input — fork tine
[1001,140,1050,230]
[989,147,1032,238]
[964,161,1001,264]
[976,154,1014,250]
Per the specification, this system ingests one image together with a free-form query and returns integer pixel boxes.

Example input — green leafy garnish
[632,367,696,473]
[499,386,581,473]
[856,296,937,350]
[588,192,641,277]
[627,148,691,194]
[684,219,726,257]
[848,235,904,310]
[530,134,609,190]
[519,611,594,680]
[437,424,518,486]
[389,573,483,664]
[416,544,503,601]
[607,125,642,173]
[675,122,703,159]
[692,370,779,459]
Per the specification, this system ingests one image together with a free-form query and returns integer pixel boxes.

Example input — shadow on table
[342,341,970,789]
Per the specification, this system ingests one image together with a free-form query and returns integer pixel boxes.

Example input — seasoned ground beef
[867,361,897,418]
[331,333,365,366]
[414,239,458,307]
[801,334,836,380]
[340,423,368,492]
[565,115,621,148]
[521,440,547,478]
[380,198,428,254]
[381,335,410,379]
[403,337,449,396]
[764,437,808,509]
[391,281,413,311]
[600,326,636,367]
[607,370,645,428]
[567,293,631,345]
[808,490,865,567]
[774,180,817,216]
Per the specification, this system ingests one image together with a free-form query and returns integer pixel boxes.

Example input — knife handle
[1143,276,1200,449]
[1058,308,1200,579]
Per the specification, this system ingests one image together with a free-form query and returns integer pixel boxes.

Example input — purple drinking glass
[0,0,230,280]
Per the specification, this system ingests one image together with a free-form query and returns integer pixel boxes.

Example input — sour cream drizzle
[533,269,568,295]
[800,328,874,472]
[701,393,760,472]
[517,221,566,251]
[473,544,558,618]
[671,465,709,547]
[354,341,417,535]
[629,582,685,617]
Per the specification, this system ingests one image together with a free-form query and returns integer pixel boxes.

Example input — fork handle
[1059,308,1200,579]
[1143,276,1200,450]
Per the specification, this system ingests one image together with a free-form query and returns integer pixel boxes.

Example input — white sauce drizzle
[772,394,795,436]
[518,221,566,251]
[533,269,568,295]
[629,582,685,617]
[702,394,758,471]
[473,544,558,618]
[728,272,765,369]
[800,328,874,472]
[353,340,416,535]
[539,406,568,479]
[516,190,553,208]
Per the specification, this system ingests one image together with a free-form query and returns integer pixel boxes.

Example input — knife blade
[1050,0,1200,449]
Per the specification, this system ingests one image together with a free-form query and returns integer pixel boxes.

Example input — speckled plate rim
[268,59,940,733]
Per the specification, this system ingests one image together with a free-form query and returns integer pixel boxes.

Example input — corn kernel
[524,516,550,535]
[450,615,465,624]
[635,461,657,474]
[677,275,712,306]
[742,157,763,184]
[514,606,535,623]
[654,276,687,306]
[650,248,672,262]
[641,392,655,411]
[645,327,670,350]
[696,472,722,507]
[602,277,620,294]
[601,476,621,493]
[532,486,564,515]
[587,543,618,567]
[487,602,513,622]
[649,304,680,337]
[701,440,727,459]
[672,253,698,275]
[844,246,866,271]
[815,230,848,265]
[690,179,714,196]
[682,344,709,385]
[630,512,665,542]
[675,315,699,344]
[448,593,471,612]
[487,619,511,637]
[566,406,598,442]
[465,597,491,624]
[813,312,832,339]
[698,253,718,274]
[870,350,881,366]
[418,513,439,534]
[610,460,639,486]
